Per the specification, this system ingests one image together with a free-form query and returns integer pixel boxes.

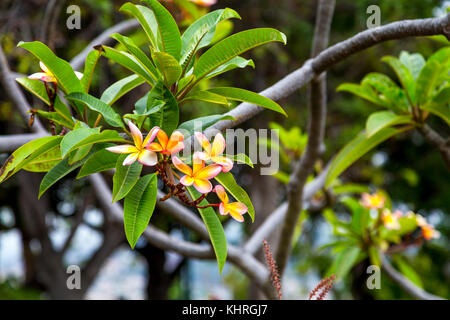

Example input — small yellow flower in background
[172,154,222,193]
[29,61,83,83]
[195,132,233,172]
[381,209,400,230]
[106,122,159,166]
[189,0,217,7]
[416,214,440,240]
[360,192,385,209]
[214,185,248,222]
[147,129,184,155]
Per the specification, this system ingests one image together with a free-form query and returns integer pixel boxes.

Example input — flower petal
[195,164,222,180]
[28,72,51,81]
[214,185,229,204]
[146,142,163,152]
[211,156,233,172]
[156,129,169,149]
[128,121,143,147]
[227,202,247,222]
[40,61,51,74]
[219,203,227,216]
[106,145,138,154]
[143,126,160,147]
[192,153,205,175]
[137,149,158,166]
[75,71,84,80]
[180,175,195,187]
[211,132,226,157]
[123,153,139,166]
[193,179,213,194]
[168,141,184,154]
[172,156,193,176]
[167,131,185,150]
[194,132,211,155]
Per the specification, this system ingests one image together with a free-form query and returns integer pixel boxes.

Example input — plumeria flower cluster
[360,191,440,241]
[107,121,248,222]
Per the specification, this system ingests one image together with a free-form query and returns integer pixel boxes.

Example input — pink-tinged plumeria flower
[214,185,248,222]
[147,129,184,155]
[172,155,222,193]
[106,122,159,166]
[416,214,440,240]
[195,132,233,172]
[189,0,217,7]
[381,209,400,230]
[360,192,385,209]
[29,61,83,83]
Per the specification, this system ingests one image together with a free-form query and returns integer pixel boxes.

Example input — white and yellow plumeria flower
[189,0,217,7]
[29,61,83,83]
[416,214,440,240]
[106,122,160,166]
[381,209,400,230]
[214,185,248,222]
[360,192,385,209]
[195,132,233,172]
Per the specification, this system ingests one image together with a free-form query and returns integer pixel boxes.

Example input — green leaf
[333,246,361,279]
[399,51,425,80]
[38,157,82,198]
[60,127,99,158]
[214,172,255,222]
[123,173,157,249]
[66,92,125,128]
[17,41,83,94]
[68,145,92,165]
[148,82,179,134]
[31,109,75,129]
[207,87,287,116]
[99,45,156,85]
[415,47,450,106]
[181,90,230,106]
[433,84,450,104]
[101,75,145,105]
[77,147,120,179]
[177,114,235,137]
[382,55,416,103]
[421,103,450,125]
[337,83,388,108]
[110,33,159,83]
[180,8,241,65]
[206,56,254,79]
[112,154,143,202]
[142,0,182,60]
[393,256,423,288]
[0,136,63,183]
[186,186,227,273]
[224,153,254,168]
[152,51,182,87]
[325,127,411,187]
[193,28,286,80]
[22,144,61,173]
[366,111,413,137]
[61,130,127,158]
[120,3,159,49]
[81,50,102,92]
[368,246,381,267]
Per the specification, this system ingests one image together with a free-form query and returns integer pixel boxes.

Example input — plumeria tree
[0,0,449,299]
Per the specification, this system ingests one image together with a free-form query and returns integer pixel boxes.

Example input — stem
[94,114,103,127]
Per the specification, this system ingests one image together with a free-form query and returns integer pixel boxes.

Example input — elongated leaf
[14,137,63,174]
[206,56,254,79]
[77,147,120,178]
[421,103,450,125]
[111,33,159,83]
[208,87,287,116]
[68,144,92,165]
[0,136,62,183]
[81,50,101,92]
[142,0,181,60]
[337,83,388,108]
[224,153,254,168]
[17,41,83,94]
[120,3,159,49]
[333,246,361,279]
[326,127,411,187]
[177,114,235,137]
[22,145,62,172]
[193,28,286,80]
[101,75,145,105]
[99,45,156,85]
[186,186,227,273]
[60,127,98,158]
[433,84,450,104]
[366,111,413,137]
[62,130,127,158]
[399,51,425,80]
[214,172,255,222]
[31,109,75,129]
[181,90,230,106]
[180,8,241,65]
[112,154,143,202]
[124,173,157,249]
[382,56,416,103]
[152,51,182,86]
[66,92,124,128]
[393,256,423,288]
[148,82,179,134]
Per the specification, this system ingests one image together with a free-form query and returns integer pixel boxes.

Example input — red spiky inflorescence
[263,239,282,300]
[309,274,335,300]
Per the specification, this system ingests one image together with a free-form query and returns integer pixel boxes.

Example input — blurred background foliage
[0,0,448,299]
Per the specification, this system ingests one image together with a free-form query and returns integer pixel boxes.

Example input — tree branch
[275,0,335,276]
[418,124,450,170]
